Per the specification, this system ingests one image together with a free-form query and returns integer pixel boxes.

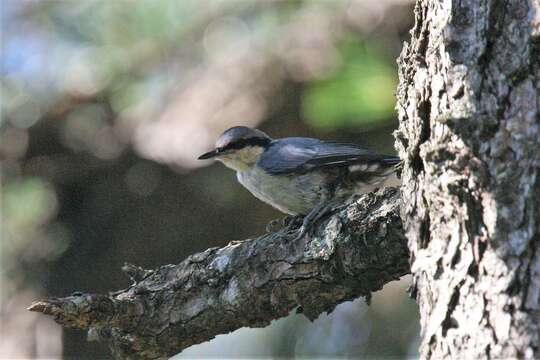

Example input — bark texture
[395,0,540,358]
[29,188,408,359]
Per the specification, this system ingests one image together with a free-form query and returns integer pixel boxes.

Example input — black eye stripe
[222,137,270,151]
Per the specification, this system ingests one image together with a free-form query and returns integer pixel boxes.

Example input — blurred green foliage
[2,177,68,295]
[302,37,397,130]
[3,178,57,237]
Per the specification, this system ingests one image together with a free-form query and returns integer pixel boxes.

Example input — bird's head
[198,126,272,171]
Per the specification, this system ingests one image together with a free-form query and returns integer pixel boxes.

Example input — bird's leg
[279,214,304,236]
[292,201,336,241]
[282,214,303,227]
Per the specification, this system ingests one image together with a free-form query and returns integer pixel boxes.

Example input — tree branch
[28,187,408,359]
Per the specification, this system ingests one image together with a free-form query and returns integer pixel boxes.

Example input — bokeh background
[1,0,419,358]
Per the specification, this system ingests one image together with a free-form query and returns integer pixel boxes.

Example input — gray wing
[259,137,400,175]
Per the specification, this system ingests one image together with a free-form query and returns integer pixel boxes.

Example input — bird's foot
[266,218,281,233]
[291,224,310,242]
[282,215,303,228]
[266,215,302,233]
[289,201,340,241]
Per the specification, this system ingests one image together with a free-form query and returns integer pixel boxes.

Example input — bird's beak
[198,149,220,160]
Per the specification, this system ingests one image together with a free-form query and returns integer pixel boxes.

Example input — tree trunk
[395,0,540,358]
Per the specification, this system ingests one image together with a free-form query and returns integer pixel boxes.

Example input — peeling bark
[395,0,540,358]
[29,188,408,359]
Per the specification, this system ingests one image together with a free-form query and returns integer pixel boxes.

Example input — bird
[198,126,400,239]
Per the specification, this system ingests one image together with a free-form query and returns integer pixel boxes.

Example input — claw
[289,201,338,241]
[266,215,302,233]
[269,204,336,240]
[291,225,309,241]
[282,215,303,227]
[266,218,281,233]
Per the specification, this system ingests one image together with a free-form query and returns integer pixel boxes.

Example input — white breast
[236,165,324,215]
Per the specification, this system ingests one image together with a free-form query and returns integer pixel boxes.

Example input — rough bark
[395,0,540,359]
[28,188,408,359]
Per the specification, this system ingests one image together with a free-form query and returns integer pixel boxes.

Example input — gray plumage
[259,137,400,175]
[199,126,400,216]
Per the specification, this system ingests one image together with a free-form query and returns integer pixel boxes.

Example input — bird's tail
[347,154,402,187]
[383,155,402,179]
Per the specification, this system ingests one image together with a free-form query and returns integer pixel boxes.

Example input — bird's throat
[217,146,264,172]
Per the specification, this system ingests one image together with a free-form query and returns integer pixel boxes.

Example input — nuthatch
[199,126,400,238]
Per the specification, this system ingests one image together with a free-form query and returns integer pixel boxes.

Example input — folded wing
[259,137,400,175]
